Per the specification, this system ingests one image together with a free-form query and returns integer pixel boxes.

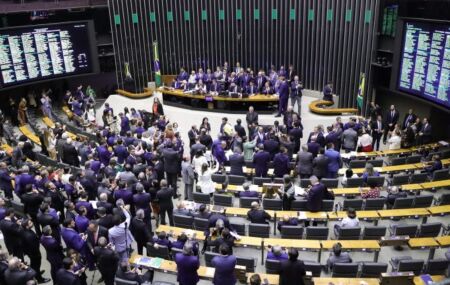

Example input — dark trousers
[49,262,61,284]
[28,254,43,280]
[166,172,178,195]
[159,207,174,226]
[137,241,146,255]
[278,96,289,115]
[372,132,382,151]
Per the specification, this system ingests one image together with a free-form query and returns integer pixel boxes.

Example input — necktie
[391,111,394,120]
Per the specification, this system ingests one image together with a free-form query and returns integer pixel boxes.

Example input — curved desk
[116,87,154,99]
[309,99,358,115]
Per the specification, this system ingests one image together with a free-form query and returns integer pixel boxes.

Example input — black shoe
[37,278,51,284]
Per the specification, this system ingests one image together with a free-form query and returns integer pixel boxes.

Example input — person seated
[334,208,359,236]
[171,79,184,90]
[173,201,192,216]
[247,202,271,224]
[425,154,442,176]
[361,163,379,183]
[326,243,352,271]
[239,183,259,198]
[187,70,197,89]
[249,273,265,285]
[322,82,333,102]
[192,204,211,219]
[262,186,282,200]
[152,231,172,250]
[266,245,288,261]
[261,82,274,95]
[194,80,207,95]
[228,83,241,96]
[116,261,153,285]
[277,215,298,232]
[361,180,381,199]
[386,186,407,209]
[171,233,199,256]
[245,81,258,96]
[341,168,358,187]
[209,79,222,95]
[215,183,233,196]
[206,227,236,254]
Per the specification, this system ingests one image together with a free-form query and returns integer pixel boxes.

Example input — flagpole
[153,41,161,87]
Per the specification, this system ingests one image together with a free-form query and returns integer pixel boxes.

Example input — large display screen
[398,21,450,108]
[0,21,98,89]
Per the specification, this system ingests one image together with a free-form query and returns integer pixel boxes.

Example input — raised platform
[309,99,359,115]
[116,87,154,99]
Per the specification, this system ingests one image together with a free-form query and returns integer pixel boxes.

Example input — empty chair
[115,277,138,285]
[265,259,281,274]
[253,177,272,186]
[193,217,209,231]
[305,226,329,240]
[299,179,311,188]
[291,199,308,211]
[349,160,366,169]
[280,226,304,239]
[193,192,211,204]
[391,174,410,186]
[304,260,322,277]
[417,223,442,237]
[413,195,434,208]
[228,175,246,185]
[370,159,384,167]
[342,199,363,211]
[263,198,283,210]
[236,256,256,272]
[146,243,171,259]
[406,155,422,164]
[410,173,428,183]
[362,226,387,240]
[347,177,365,187]
[173,214,193,229]
[391,256,424,275]
[437,193,450,206]
[389,224,418,237]
[213,194,233,207]
[230,222,246,236]
[204,251,221,267]
[392,197,414,209]
[433,169,450,181]
[322,200,334,211]
[360,262,389,277]
[240,197,260,208]
[211,174,227,184]
[441,150,450,159]
[273,177,284,184]
[391,157,406,166]
[335,227,361,240]
[364,198,386,210]
[424,259,449,275]
[249,223,270,238]
[367,176,385,187]
[331,263,359,277]
[321,178,339,188]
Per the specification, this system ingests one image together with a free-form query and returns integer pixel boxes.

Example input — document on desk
[295,186,306,196]
[205,267,215,277]
[136,257,153,267]
[149,257,163,269]
[298,211,307,220]
[419,274,433,284]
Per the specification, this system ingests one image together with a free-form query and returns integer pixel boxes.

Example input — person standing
[40,226,65,283]
[371,115,384,151]
[162,142,181,196]
[55,257,82,285]
[130,209,151,255]
[0,208,24,259]
[156,180,175,226]
[181,156,195,201]
[108,204,135,261]
[253,144,271,177]
[290,75,303,115]
[278,248,306,285]
[296,145,313,179]
[324,143,342,178]
[4,257,37,285]
[94,237,120,285]
[276,77,289,117]
[18,97,28,126]
[383,105,399,144]
[211,244,237,285]
[322,82,333,102]
[174,243,200,285]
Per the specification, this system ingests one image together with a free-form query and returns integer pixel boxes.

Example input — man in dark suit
[278,248,306,285]
[253,144,271,177]
[188,125,199,147]
[130,209,152,255]
[383,105,399,144]
[94,237,120,285]
[229,147,245,176]
[21,184,44,236]
[306,176,326,212]
[36,203,60,242]
[418,118,432,144]
[247,202,271,224]
[86,220,109,253]
[263,135,280,160]
[190,138,207,158]
[402,108,417,130]
[21,219,50,283]
[255,71,267,92]
[296,145,313,179]
[56,257,82,285]
[41,225,65,283]
[289,121,303,154]
[162,142,181,196]
[97,207,114,229]
[174,243,200,285]
[97,193,113,215]
[246,106,258,131]
[276,77,290,117]
[0,208,23,259]
[0,162,13,199]
[371,115,384,151]
[312,148,329,180]
[116,261,153,285]
[369,101,382,121]
[323,82,333,102]
[273,148,290,178]
[62,138,80,167]
[290,75,303,115]
[245,81,258,95]
[234,119,246,138]
[156,180,174,226]
[4,257,37,285]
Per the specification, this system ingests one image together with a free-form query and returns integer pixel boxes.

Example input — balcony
[0,0,107,13]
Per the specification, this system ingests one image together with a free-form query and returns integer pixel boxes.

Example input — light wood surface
[413,275,445,284]
[42,116,78,140]
[308,100,358,115]
[427,205,450,216]
[116,87,154,99]
[19,125,41,145]
[435,236,450,247]
[264,238,321,250]
[377,208,430,218]
[420,179,450,190]
[313,277,380,285]
[321,240,380,251]
[408,238,439,248]
[159,87,279,102]
[327,210,380,220]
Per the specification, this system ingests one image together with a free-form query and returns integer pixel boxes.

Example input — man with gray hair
[130,209,151,255]
[94,236,119,285]
[296,144,313,178]
[4,256,37,284]
[174,242,200,285]
[62,137,80,167]
[239,182,259,198]
[247,201,271,224]
[267,245,288,261]
[229,146,245,176]
[305,175,327,226]
[181,155,195,201]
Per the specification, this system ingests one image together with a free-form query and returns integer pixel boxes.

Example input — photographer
[4,256,36,285]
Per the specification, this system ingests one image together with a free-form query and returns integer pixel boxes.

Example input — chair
[424,259,449,275]
[263,198,283,210]
[389,224,418,237]
[392,197,414,209]
[349,160,366,169]
[360,262,389,277]
[331,263,359,277]
[193,217,209,231]
[390,157,406,166]
[291,199,308,211]
[213,194,233,207]
[362,226,387,240]
[245,161,255,169]
[370,159,384,167]
[193,192,211,204]
[342,199,363,211]
[364,198,386,210]
[249,223,270,238]
[410,173,428,183]
[114,277,138,285]
[433,169,450,181]
[305,226,329,240]
[205,251,221,267]
[299,179,311,188]
[417,223,442,237]
[321,178,339,188]
[437,193,450,205]
[236,256,256,272]
[413,195,434,208]
[273,177,284,184]
[170,247,183,259]
[228,175,246,185]
[304,260,322,277]
[280,226,304,239]
[322,200,334,211]
[240,197,259,208]
[441,150,450,159]
[265,259,281,274]
[335,227,361,240]
[230,222,246,236]
[211,174,227,184]
[406,155,422,164]
[347,177,365,187]
[391,174,410,186]
[253,177,272,186]
[11,200,25,217]
[173,214,193,229]
[146,243,171,259]
[391,257,424,275]
[367,176,385,187]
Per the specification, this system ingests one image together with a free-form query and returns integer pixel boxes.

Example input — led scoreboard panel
[0,22,97,88]
[398,21,450,108]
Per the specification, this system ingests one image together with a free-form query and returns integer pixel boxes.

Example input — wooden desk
[327,210,380,221]
[377,208,430,221]
[264,238,321,251]
[420,179,450,190]
[42,117,78,140]
[331,187,365,196]
[338,163,419,176]
[413,275,445,285]
[308,100,358,115]
[116,87,154,99]
[321,240,380,251]
[219,207,276,219]
[159,87,279,102]
[19,125,41,145]
[408,237,440,260]
[435,236,450,247]
[427,205,450,216]
[313,277,379,285]
[401,183,424,192]
[214,183,263,193]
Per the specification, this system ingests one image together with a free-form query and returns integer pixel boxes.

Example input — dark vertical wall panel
[109,0,379,108]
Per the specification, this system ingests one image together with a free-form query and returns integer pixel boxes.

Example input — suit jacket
[108,209,134,253]
[341,128,358,150]
[296,151,313,175]
[234,124,246,138]
[279,259,306,285]
[62,143,80,166]
[21,228,41,257]
[0,169,13,195]
[181,161,195,185]
[188,129,198,147]
[370,120,384,137]
[247,209,271,224]
[229,153,245,176]
[324,149,342,173]
[253,151,271,177]
[4,268,37,285]
[162,148,180,174]
[175,253,200,285]
[290,81,303,97]
[264,139,280,160]
[40,235,64,265]
[0,218,22,253]
[156,187,174,210]
[246,112,259,126]
[98,214,115,229]
[21,192,44,217]
[211,255,237,285]
[113,145,129,164]
[130,217,151,245]
[94,246,119,276]
[273,153,290,178]
[312,155,329,178]
[307,183,326,212]
[62,227,86,252]
[402,113,417,129]
[86,226,109,251]
[385,109,399,125]
[56,269,81,285]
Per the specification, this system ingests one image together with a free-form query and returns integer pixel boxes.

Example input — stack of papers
[149,257,163,269]
[136,257,153,267]
[295,186,306,196]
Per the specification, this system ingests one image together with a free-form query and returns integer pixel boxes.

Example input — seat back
[413,195,434,208]
[114,277,139,285]
[417,223,442,238]
[193,192,211,204]
[291,200,308,211]
[370,159,384,167]
[342,199,363,211]
[391,157,406,166]
[322,200,334,211]
[173,214,193,229]
[336,227,361,240]
[331,263,359,277]
[397,259,425,275]
[146,243,171,259]
[321,178,339,188]
[362,226,387,240]
[305,226,329,240]
[273,177,284,184]
[299,179,311,188]
[211,174,227,184]
[230,222,246,236]
[347,177,365,187]
[304,260,322,277]
[193,217,209,231]
[228,175,246,185]
[406,155,422,164]
[433,169,450,181]
[364,198,386,210]
[367,176,385,187]
[410,173,428,183]
[213,194,233,207]
[253,177,272,186]
[392,197,414,209]
[240,197,260,208]
[392,224,418,237]
[265,259,281,274]
[262,198,283,210]
[424,259,449,275]
[349,160,366,169]
[360,262,388,277]
[439,193,450,205]
[280,226,304,239]
[205,251,221,267]
[392,174,410,186]
[236,256,256,272]
[248,223,270,238]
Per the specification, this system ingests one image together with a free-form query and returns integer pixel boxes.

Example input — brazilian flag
[357,73,365,112]
[153,41,161,87]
